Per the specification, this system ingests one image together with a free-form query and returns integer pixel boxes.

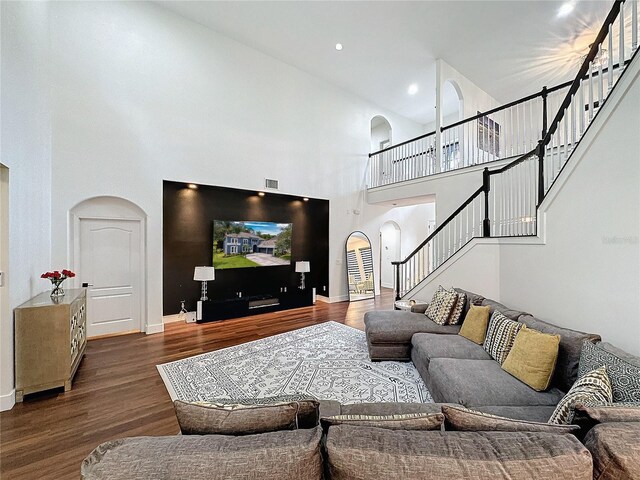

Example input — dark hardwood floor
[0,290,394,479]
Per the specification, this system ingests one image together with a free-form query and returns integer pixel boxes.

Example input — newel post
[482,167,491,237]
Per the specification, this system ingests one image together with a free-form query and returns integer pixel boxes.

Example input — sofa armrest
[410,303,429,314]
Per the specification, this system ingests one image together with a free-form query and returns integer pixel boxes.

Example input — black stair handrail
[391,0,630,300]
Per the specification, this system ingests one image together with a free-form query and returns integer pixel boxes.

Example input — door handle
[82,282,94,288]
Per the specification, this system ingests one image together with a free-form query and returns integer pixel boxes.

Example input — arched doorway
[69,196,147,338]
[442,80,464,169]
[370,115,392,153]
[379,221,401,290]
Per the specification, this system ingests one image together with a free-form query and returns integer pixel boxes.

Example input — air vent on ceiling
[265,178,279,190]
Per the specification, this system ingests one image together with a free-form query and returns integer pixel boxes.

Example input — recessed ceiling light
[303,197,309,202]
[335,43,343,51]
[557,2,575,17]
[408,84,418,95]
[187,183,198,190]
[258,192,265,197]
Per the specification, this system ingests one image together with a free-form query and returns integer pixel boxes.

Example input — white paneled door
[79,218,142,338]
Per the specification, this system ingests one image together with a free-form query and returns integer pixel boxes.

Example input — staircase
[386,0,639,301]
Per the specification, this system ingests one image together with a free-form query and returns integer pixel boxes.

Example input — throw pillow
[447,289,467,325]
[424,286,458,325]
[502,326,560,391]
[197,396,320,429]
[458,305,492,344]
[578,341,640,402]
[320,413,444,431]
[483,311,524,364]
[441,405,579,434]
[574,401,640,424]
[174,400,299,435]
[548,366,613,424]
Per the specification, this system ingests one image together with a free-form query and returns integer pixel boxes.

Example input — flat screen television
[213,220,292,270]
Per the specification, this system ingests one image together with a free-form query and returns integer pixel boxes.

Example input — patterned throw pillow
[578,341,640,402]
[441,405,579,434]
[483,311,524,364]
[320,413,444,431]
[447,289,467,325]
[548,366,613,424]
[425,286,458,325]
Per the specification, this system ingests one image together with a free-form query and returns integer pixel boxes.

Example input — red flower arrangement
[42,269,75,297]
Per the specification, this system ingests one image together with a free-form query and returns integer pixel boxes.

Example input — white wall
[4,0,426,330]
[499,60,640,355]
[370,119,392,152]
[0,1,53,411]
[437,59,499,120]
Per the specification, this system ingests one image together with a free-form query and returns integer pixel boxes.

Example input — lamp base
[200,281,209,301]
[299,272,306,290]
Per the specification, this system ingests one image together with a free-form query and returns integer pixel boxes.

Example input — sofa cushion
[458,305,492,344]
[367,343,412,361]
[575,401,640,423]
[549,366,613,425]
[411,332,492,369]
[339,402,443,416]
[578,341,640,402]
[325,426,592,480]
[198,395,320,429]
[583,422,640,480]
[453,288,485,317]
[321,412,444,431]
[483,312,524,364]
[81,427,324,480]
[174,400,299,435]
[441,405,578,434]
[502,326,560,391]
[364,310,460,345]
[480,298,526,321]
[427,358,565,407]
[474,405,557,423]
[425,286,458,325]
[519,314,601,392]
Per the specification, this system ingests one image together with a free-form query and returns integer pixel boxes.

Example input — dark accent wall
[163,181,330,315]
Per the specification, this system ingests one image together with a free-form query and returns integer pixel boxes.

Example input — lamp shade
[295,261,310,273]
[193,266,215,281]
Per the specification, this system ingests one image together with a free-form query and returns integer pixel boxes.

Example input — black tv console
[197,289,314,323]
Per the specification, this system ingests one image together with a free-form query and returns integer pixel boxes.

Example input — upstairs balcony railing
[369,0,638,190]
[391,0,638,300]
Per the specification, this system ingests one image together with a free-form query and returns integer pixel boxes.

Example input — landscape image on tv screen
[213,220,293,269]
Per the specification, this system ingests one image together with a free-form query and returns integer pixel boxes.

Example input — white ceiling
[157,0,612,125]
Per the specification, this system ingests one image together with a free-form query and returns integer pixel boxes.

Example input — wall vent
[265,178,279,190]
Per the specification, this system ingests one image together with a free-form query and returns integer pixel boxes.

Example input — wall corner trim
[0,389,16,412]
[146,323,165,334]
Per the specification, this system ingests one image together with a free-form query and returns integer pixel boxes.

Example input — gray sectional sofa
[364,287,601,423]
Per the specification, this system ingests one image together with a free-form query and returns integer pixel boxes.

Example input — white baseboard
[163,314,183,324]
[317,294,349,303]
[146,323,164,334]
[0,389,15,411]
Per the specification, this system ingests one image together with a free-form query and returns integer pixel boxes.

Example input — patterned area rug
[157,321,432,404]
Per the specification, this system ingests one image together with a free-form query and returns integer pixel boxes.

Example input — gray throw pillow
[578,341,640,402]
[174,400,299,435]
[442,405,579,434]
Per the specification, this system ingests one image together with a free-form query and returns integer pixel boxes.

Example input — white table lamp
[194,266,215,301]
[295,261,310,290]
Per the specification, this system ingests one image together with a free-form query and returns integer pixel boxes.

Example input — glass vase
[50,280,65,298]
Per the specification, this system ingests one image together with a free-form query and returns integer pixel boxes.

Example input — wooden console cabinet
[14,288,87,402]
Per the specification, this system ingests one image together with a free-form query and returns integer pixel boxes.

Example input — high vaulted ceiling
[157,0,612,125]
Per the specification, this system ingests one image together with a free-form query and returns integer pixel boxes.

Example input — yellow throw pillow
[458,305,491,344]
[502,326,560,391]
